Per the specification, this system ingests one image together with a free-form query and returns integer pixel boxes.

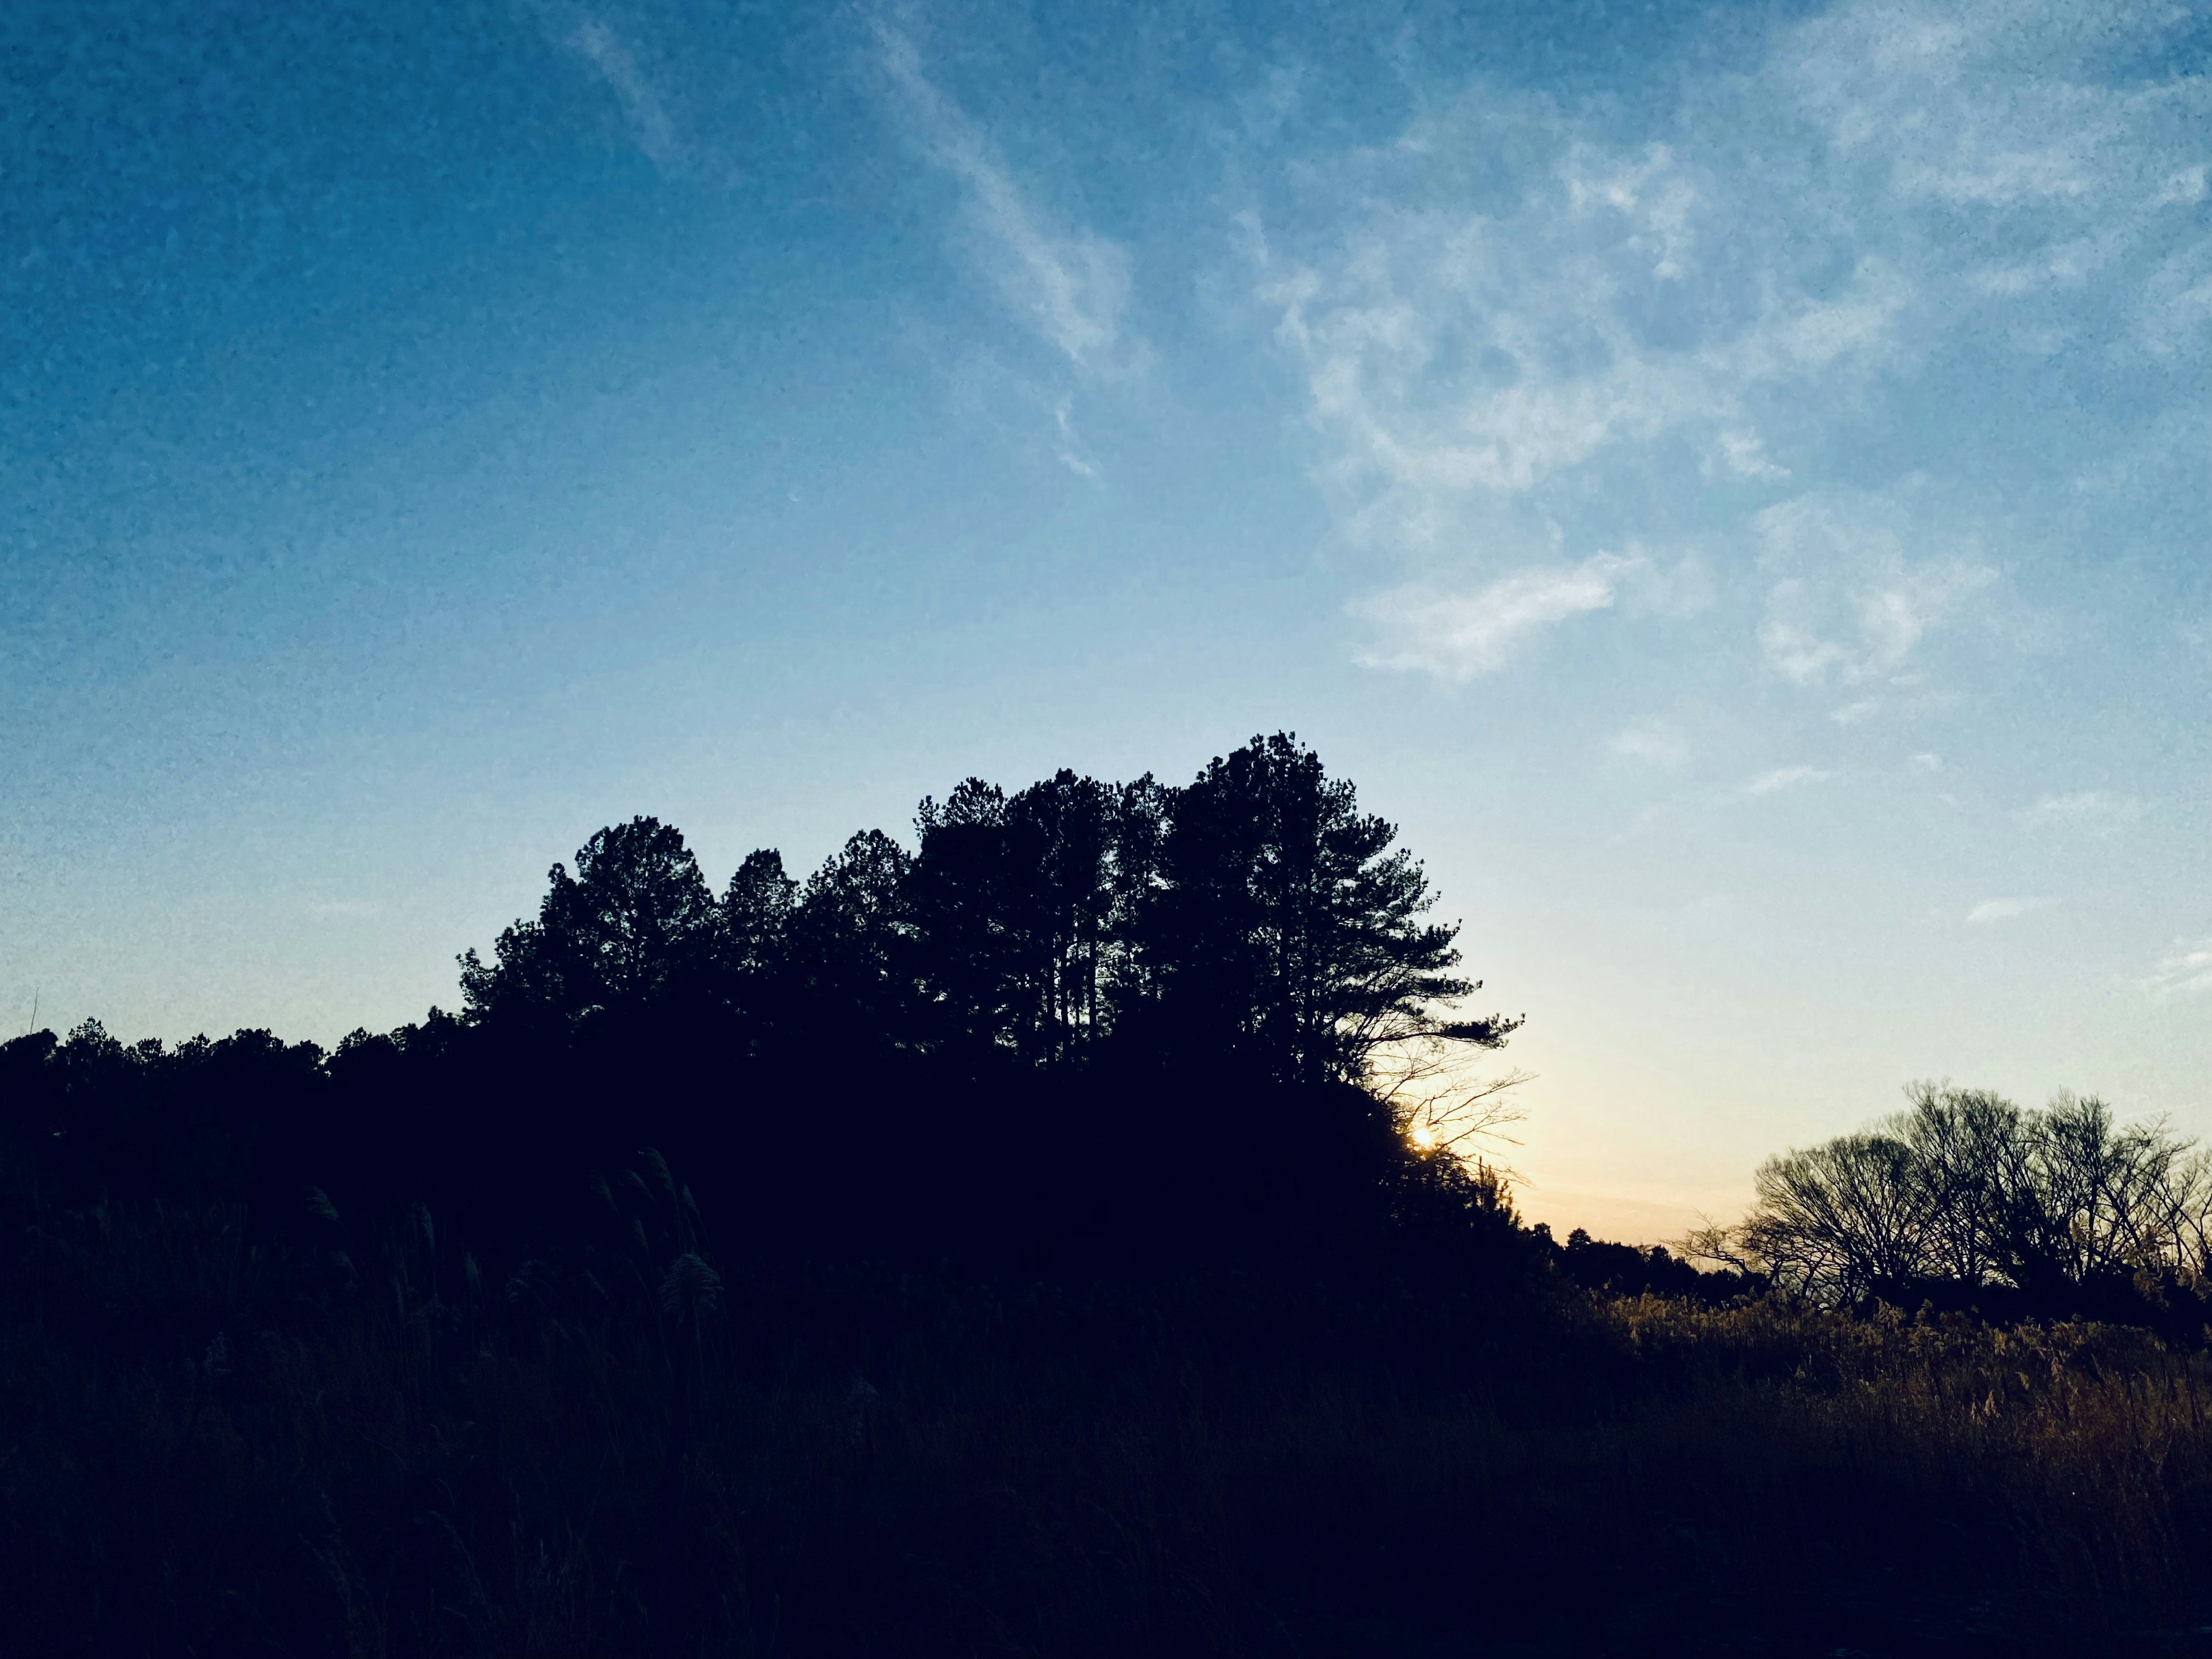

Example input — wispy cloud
[1255,130,1836,550]
[562,17,681,170]
[2145,938,2212,997]
[1713,429,1790,481]
[1353,553,1640,680]
[2019,791,2146,837]
[1609,719,1689,768]
[1744,764,1832,797]
[1251,107,1915,577]
[1754,494,1996,687]
[1967,896,2055,925]
[1050,396,1099,477]
[877,24,1135,380]
[1249,0,2204,681]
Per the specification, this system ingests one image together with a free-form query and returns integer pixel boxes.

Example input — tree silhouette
[1693,1082,2212,1313]
[721,848,798,978]
[1143,734,1516,1085]
[459,816,718,1025]
[0,736,1546,1277]
[908,778,1024,1055]
[1003,770,1123,1063]
[444,738,1514,1104]
[907,770,1131,1063]
[789,828,915,1041]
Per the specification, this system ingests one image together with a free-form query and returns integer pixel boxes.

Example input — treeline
[452,730,1509,1076]
[1694,1082,2212,1321]
[0,735,1532,1278]
[16,736,2212,1655]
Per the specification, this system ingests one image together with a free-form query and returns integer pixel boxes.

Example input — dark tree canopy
[908,770,1141,1065]
[1142,733,1496,1085]
[3,734,1531,1283]
[459,816,718,1024]
[452,734,1516,1088]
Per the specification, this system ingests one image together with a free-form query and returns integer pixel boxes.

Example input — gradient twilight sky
[5,0,2207,1237]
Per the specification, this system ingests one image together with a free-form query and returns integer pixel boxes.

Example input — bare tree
[1369,1035,1531,1169]
[1685,1082,2212,1306]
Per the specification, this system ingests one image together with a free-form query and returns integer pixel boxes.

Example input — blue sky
[4,0,2207,1236]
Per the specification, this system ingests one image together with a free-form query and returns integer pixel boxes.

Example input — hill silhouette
[3,736,2210,1656]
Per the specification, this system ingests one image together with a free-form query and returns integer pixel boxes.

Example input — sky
[3,0,2207,1240]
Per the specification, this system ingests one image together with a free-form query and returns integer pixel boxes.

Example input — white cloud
[1050,396,1099,478]
[1248,0,2203,677]
[1609,719,1689,767]
[563,18,681,170]
[1909,752,1943,772]
[1744,764,1832,797]
[2019,791,2147,836]
[1753,494,1997,687]
[1765,257,1913,370]
[1715,430,1790,480]
[1251,94,1924,573]
[1967,896,2055,925]
[878,25,1135,378]
[2157,166,2209,209]
[1783,0,2211,358]
[2145,938,2212,997]
[1256,127,1835,552]
[1353,553,1639,680]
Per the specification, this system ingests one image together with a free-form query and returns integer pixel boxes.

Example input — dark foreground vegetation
[6,737,2212,1657]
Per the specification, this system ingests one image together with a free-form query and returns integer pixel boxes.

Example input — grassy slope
[6,1186,2212,1658]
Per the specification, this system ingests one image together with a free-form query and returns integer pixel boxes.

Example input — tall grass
[5,1173,2211,1656]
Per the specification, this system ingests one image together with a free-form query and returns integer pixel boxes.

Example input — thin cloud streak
[2019,791,2147,836]
[1743,764,1831,797]
[1610,719,1689,768]
[1352,554,1640,681]
[563,17,681,169]
[876,23,1135,378]
[2145,939,2212,997]
[1967,896,2055,925]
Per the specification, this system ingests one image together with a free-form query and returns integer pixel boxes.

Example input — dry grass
[5,1190,2212,1657]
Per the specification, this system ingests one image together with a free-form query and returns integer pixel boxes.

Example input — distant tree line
[1692,1084,2212,1317]
[0,735,1534,1279]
